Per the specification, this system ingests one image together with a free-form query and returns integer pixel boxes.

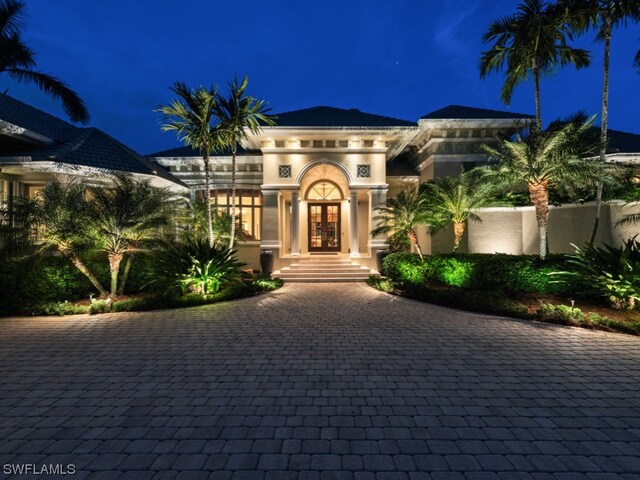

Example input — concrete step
[276,271,371,278]
[273,258,373,283]
[279,276,370,283]
[285,265,370,272]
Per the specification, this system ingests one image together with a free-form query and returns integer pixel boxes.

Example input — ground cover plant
[370,251,640,335]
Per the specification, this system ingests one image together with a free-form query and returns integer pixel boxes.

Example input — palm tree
[30,181,107,297]
[423,172,493,253]
[213,76,276,248]
[559,0,640,243]
[480,0,590,129]
[90,173,176,297]
[480,118,602,259]
[157,83,221,247]
[372,189,442,260]
[0,0,89,123]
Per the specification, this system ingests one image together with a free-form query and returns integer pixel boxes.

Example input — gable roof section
[421,105,534,120]
[0,94,185,187]
[273,106,417,128]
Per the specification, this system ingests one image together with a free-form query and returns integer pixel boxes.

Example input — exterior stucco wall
[429,201,640,255]
[262,151,387,186]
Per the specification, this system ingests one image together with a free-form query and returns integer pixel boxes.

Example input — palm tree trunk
[203,151,214,248]
[59,246,108,297]
[229,139,238,249]
[108,252,123,297]
[533,62,542,130]
[117,253,134,296]
[590,19,612,245]
[452,221,465,253]
[528,181,550,260]
[408,230,423,260]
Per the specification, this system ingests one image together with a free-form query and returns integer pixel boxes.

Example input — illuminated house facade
[4,96,636,279]
[150,105,534,275]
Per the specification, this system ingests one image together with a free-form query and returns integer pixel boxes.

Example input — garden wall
[430,201,639,255]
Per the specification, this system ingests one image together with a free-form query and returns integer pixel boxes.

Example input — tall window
[212,189,262,240]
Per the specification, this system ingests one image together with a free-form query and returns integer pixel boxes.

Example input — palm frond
[7,68,89,123]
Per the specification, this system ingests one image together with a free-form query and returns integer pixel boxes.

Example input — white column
[290,191,300,255]
[350,191,360,256]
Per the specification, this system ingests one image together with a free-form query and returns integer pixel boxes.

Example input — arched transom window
[306,180,343,200]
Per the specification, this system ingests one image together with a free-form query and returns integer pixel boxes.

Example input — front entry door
[308,203,341,252]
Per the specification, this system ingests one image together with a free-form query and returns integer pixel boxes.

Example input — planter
[376,249,390,275]
[260,250,274,275]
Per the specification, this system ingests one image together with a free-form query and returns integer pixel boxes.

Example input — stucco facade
[152,106,532,270]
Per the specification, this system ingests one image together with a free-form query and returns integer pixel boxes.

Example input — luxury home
[2,94,638,279]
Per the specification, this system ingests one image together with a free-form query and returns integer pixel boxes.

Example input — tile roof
[421,105,534,120]
[606,128,640,154]
[0,93,77,141]
[272,106,417,128]
[0,94,185,187]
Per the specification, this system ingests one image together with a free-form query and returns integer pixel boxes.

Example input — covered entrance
[308,203,341,252]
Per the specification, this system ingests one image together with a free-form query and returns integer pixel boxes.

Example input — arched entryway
[292,163,355,255]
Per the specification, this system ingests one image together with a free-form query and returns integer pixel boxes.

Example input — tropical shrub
[382,252,429,287]
[553,239,640,309]
[145,238,247,297]
[383,252,569,294]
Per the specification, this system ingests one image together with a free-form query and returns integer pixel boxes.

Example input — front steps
[273,256,375,283]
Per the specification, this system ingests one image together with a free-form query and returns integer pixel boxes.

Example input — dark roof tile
[273,106,416,127]
[421,105,534,120]
[607,128,640,154]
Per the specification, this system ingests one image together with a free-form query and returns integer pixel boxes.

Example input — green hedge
[383,252,570,294]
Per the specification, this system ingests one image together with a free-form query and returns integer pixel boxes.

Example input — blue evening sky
[5,0,640,154]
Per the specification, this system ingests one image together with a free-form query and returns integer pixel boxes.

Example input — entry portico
[243,107,418,270]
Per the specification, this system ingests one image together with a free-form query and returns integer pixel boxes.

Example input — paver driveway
[1,283,639,480]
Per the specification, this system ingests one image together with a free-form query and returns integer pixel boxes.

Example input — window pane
[241,192,253,206]
[240,207,252,239]
[215,192,227,205]
[253,207,261,240]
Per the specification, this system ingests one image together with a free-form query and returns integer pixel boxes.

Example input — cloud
[433,0,482,58]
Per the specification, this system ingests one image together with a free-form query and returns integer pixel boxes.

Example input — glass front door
[308,203,341,252]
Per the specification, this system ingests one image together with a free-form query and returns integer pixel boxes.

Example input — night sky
[5,0,640,154]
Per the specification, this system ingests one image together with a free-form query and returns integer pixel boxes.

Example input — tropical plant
[480,118,601,259]
[179,197,245,247]
[479,0,590,128]
[422,172,493,252]
[157,83,221,247]
[553,239,640,309]
[30,181,107,297]
[145,238,247,297]
[213,76,276,248]
[372,189,443,260]
[0,0,88,123]
[558,0,640,243]
[89,173,176,297]
[0,195,33,259]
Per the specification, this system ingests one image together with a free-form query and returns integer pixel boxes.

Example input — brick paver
[0,283,639,479]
